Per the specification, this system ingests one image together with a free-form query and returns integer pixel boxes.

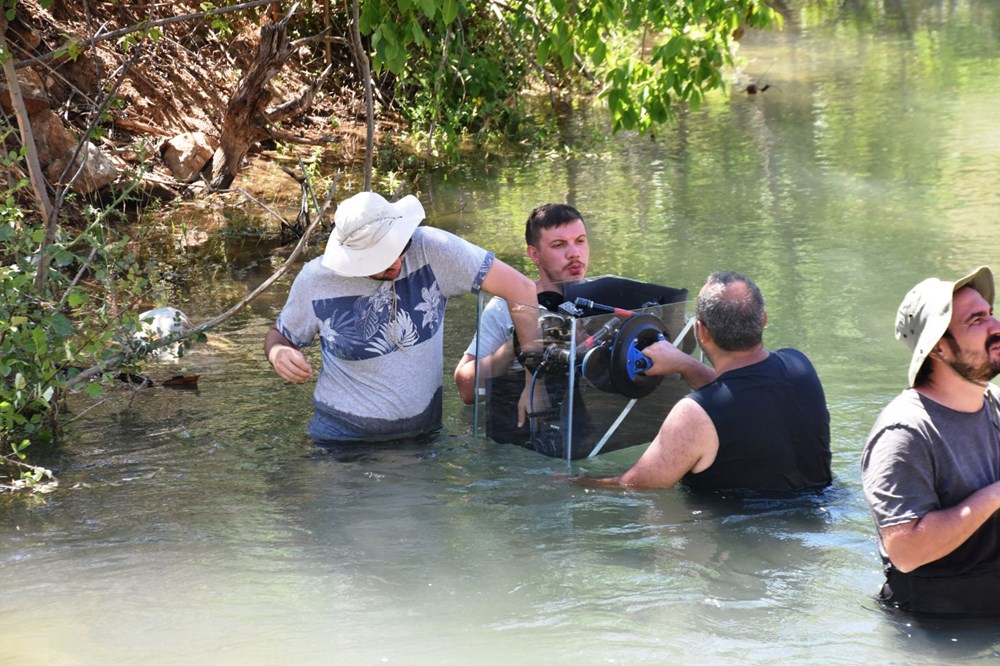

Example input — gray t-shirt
[277,226,493,440]
[463,296,521,371]
[862,385,1000,569]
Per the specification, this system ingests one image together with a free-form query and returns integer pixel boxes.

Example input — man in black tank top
[580,271,831,492]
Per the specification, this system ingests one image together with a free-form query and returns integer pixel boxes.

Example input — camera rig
[476,274,693,460]
[517,298,673,400]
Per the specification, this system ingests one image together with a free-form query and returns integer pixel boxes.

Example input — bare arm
[264,325,313,383]
[641,340,716,390]
[454,342,515,405]
[879,481,1000,572]
[581,397,719,489]
[480,259,542,426]
[480,259,540,354]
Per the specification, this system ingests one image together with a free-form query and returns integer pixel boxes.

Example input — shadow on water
[879,608,1000,661]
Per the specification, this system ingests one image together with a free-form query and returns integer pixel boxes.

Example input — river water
[5,2,1000,664]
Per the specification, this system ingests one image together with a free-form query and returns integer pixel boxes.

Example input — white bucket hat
[895,265,994,387]
[322,192,425,276]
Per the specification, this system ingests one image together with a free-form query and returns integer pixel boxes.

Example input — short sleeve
[416,227,492,297]
[275,260,322,347]
[862,423,941,529]
[464,296,512,358]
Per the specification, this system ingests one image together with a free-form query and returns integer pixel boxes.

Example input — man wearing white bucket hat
[264,191,539,443]
[862,265,1000,616]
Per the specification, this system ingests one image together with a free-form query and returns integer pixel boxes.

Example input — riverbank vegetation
[1,0,779,489]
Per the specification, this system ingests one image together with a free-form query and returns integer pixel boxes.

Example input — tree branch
[62,171,339,393]
[348,0,374,190]
[13,0,281,70]
[1,26,56,285]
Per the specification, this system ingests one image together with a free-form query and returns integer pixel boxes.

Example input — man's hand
[518,370,550,428]
[264,325,312,383]
[641,340,691,374]
[641,340,716,390]
[268,345,313,383]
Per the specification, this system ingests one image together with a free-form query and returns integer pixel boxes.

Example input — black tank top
[684,348,832,493]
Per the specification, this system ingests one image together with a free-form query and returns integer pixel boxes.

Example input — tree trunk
[349,0,373,191]
[208,6,295,191]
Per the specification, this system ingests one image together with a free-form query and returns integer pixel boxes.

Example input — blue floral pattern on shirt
[311,264,445,361]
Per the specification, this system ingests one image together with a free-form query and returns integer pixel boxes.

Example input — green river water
[3,2,1000,663]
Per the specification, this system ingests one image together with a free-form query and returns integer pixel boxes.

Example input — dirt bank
[2,0,376,211]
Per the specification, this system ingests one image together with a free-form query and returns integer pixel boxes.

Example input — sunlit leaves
[356,0,779,142]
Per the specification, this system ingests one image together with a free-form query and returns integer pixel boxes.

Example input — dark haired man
[862,266,1000,616]
[583,271,832,491]
[453,203,589,410]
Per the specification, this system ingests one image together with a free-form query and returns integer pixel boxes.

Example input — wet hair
[696,271,766,351]
[524,204,585,247]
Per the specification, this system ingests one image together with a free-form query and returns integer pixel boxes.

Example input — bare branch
[13,0,280,71]
[1,34,54,222]
[63,172,339,393]
[266,64,334,123]
[348,0,374,190]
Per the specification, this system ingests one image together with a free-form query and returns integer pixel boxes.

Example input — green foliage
[200,1,236,41]
[117,25,164,51]
[0,125,173,488]
[4,0,52,21]
[356,0,780,146]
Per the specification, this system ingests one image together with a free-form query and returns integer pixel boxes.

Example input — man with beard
[862,265,1000,617]
[453,203,589,410]
[265,191,539,444]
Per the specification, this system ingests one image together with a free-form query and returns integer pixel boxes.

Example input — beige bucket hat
[895,265,994,387]
[322,192,425,276]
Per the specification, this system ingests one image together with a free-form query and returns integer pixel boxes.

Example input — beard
[945,335,1000,384]
[947,358,999,384]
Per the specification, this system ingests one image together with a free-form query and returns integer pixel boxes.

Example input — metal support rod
[565,321,577,462]
[472,290,484,437]
[587,315,697,459]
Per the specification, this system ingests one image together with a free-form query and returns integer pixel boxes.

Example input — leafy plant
[355,0,780,147]
[0,120,180,491]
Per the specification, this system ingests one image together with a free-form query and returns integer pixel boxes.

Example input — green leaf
[49,313,74,338]
[359,2,378,34]
[537,38,550,65]
[442,0,458,25]
[418,0,436,19]
[591,41,606,67]
[410,19,426,47]
[560,41,574,70]
[32,327,47,354]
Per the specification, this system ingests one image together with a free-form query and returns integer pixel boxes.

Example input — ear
[694,319,710,346]
[525,244,540,265]
[763,311,768,328]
